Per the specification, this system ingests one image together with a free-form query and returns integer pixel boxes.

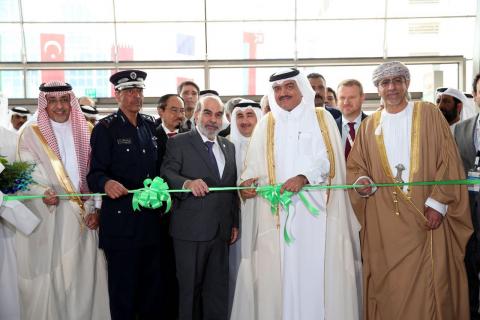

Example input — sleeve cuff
[182,179,191,189]
[93,194,102,209]
[425,197,448,216]
[299,171,326,185]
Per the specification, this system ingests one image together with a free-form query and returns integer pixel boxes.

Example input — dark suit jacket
[87,110,161,249]
[160,128,239,242]
[454,114,479,175]
[325,105,342,119]
[335,112,368,135]
[155,125,187,173]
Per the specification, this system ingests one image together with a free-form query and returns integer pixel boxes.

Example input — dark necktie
[345,122,356,160]
[205,141,220,177]
[167,132,176,138]
[186,119,192,130]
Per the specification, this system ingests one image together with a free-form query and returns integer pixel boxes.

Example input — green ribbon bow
[256,185,320,244]
[132,177,172,213]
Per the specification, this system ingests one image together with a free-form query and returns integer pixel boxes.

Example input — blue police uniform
[88,109,160,249]
[87,70,166,320]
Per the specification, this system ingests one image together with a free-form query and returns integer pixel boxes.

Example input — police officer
[87,70,163,320]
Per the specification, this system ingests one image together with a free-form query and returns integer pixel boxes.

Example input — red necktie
[167,132,176,138]
[345,122,356,160]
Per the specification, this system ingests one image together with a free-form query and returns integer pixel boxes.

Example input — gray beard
[197,122,220,140]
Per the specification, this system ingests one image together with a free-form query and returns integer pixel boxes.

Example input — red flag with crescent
[40,34,65,83]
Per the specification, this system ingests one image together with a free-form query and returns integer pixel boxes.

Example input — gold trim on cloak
[266,109,336,218]
[315,107,335,202]
[266,113,280,228]
[31,124,86,225]
[371,102,426,221]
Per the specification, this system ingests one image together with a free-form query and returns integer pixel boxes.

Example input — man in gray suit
[454,72,480,320]
[161,94,239,320]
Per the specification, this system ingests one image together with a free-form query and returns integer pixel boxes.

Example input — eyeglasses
[167,107,185,114]
[46,96,70,105]
[378,77,405,88]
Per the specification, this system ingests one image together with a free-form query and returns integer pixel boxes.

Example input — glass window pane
[207,22,295,59]
[387,0,476,18]
[0,0,20,21]
[142,69,205,97]
[0,71,24,98]
[23,23,115,62]
[0,23,23,62]
[385,18,475,59]
[297,0,385,19]
[206,0,294,20]
[26,69,205,98]
[301,63,459,106]
[407,64,459,102]
[26,70,112,98]
[21,0,114,22]
[116,23,205,61]
[209,67,280,96]
[300,65,378,95]
[297,20,385,58]
[115,0,204,21]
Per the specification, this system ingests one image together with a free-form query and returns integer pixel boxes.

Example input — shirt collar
[162,123,178,134]
[342,112,363,127]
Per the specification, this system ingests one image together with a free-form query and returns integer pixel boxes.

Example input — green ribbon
[256,185,322,245]
[132,177,172,213]
[4,178,480,232]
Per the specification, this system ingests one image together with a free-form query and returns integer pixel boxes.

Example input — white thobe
[275,105,330,320]
[0,127,21,320]
[51,120,80,191]
[15,123,110,320]
[230,108,361,320]
[381,102,447,214]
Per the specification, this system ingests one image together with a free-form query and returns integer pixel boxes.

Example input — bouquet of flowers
[0,156,35,194]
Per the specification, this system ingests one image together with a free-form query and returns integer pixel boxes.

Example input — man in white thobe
[231,68,361,320]
[0,126,40,320]
[16,81,110,320]
[227,99,262,316]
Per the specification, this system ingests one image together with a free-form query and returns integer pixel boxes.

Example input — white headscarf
[230,99,263,176]
[436,87,477,121]
[266,68,329,184]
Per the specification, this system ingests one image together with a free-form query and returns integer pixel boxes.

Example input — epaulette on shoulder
[140,113,155,123]
[98,113,119,128]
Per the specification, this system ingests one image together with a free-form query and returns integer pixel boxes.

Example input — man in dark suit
[178,80,200,132]
[154,93,188,319]
[307,72,342,119]
[161,94,239,320]
[156,94,187,169]
[454,72,480,320]
[87,70,163,320]
[334,79,368,159]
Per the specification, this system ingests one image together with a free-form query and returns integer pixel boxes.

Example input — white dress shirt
[341,112,363,148]
[196,126,226,177]
[381,102,447,215]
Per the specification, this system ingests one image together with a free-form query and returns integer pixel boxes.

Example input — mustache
[279,95,292,101]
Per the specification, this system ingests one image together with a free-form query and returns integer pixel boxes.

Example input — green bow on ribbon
[256,185,292,215]
[132,177,172,213]
[256,184,320,244]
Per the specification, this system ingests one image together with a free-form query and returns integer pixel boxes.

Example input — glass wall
[0,0,477,99]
